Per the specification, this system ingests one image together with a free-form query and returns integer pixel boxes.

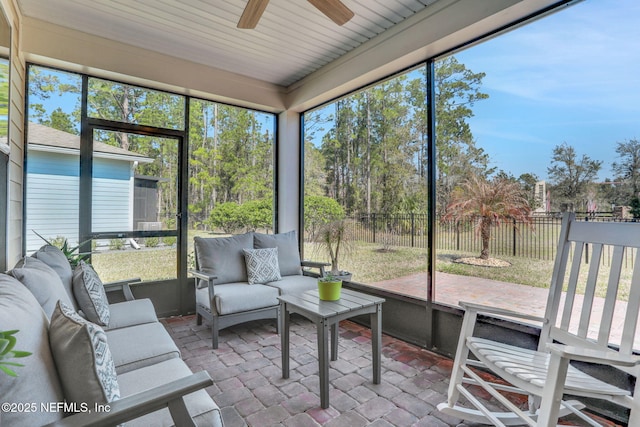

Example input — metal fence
[349,213,638,265]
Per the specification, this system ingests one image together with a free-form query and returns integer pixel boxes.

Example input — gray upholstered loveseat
[192,230,327,348]
[0,245,223,427]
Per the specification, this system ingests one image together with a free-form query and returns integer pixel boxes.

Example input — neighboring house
[25,122,153,252]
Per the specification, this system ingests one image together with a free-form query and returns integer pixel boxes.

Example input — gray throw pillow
[254,230,302,276]
[8,256,75,319]
[31,244,76,310]
[194,232,254,285]
[243,247,282,284]
[49,301,120,406]
[72,261,110,326]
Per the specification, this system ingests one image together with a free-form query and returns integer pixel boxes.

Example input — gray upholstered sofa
[1,245,223,427]
[192,230,328,348]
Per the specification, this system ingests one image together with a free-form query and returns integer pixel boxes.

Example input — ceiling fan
[238,0,354,29]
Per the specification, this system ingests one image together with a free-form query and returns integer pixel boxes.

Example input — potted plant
[317,274,343,301]
[33,231,91,268]
[313,219,354,282]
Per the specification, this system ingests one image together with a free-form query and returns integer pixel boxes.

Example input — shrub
[208,202,244,233]
[163,236,177,246]
[109,238,126,251]
[240,198,273,232]
[145,237,160,248]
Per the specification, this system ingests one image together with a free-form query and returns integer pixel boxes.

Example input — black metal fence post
[513,218,517,257]
[372,213,377,244]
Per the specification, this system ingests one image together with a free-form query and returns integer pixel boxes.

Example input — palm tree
[444,175,532,260]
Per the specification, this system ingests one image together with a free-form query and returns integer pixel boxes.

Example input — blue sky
[457,0,640,181]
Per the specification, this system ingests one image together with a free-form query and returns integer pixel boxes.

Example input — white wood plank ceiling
[17,0,439,87]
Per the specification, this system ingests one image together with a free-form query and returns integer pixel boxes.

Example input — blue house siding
[26,151,135,252]
[92,158,133,233]
[26,171,79,252]
[28,150,79,176]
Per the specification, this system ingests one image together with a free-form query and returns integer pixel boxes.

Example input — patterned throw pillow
[72,261,110,326]
[49,301,120,405]
[243,248,281,284]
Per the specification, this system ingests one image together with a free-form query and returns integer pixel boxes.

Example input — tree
[630,197,640,219]
[612,138,640,203]
[444,175,532,260]
[27,66,276,235]
[0,60,8,137]
[547,142,602,210]
[44,108,76,134]
[517,173,540,210]
[435,56,491,214]
[304,141,327,197]
[303,196,345,239]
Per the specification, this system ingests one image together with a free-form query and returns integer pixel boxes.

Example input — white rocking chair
[438,213,640,426]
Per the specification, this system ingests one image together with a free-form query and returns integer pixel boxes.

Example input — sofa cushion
[0,274,65,427]
[195,282,279,316]
[243,247,281,284]
[31,244,77,310]
[117,358,223,427]
[194,232,253,285]
[265,274,318,295]
[106,298,158,330]
[106,322,180,374]
[73,261,110,326]
[8,256,75,319]
[49,301,120,406]
[254,230,302,276]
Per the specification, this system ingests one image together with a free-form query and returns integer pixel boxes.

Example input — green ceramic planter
[318,279,342,301]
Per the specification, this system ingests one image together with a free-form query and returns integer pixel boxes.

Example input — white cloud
[456,0,640,112]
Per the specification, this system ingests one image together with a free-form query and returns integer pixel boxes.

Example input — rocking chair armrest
[104,278,142,301]
[459,301,547,324]
[44,371,213,427]
[547,343,640,367]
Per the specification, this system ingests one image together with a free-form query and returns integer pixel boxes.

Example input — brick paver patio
[369,272,633,348]
[161,309,620,426]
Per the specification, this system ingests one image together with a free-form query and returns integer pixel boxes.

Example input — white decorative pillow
[243,248,281,284]
[49,301,120,406]
[72,261,110,326]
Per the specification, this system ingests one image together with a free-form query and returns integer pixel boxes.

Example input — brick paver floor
[369,272,633,347]
[161,313,620,426]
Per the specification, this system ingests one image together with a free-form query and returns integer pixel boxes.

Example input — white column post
[277,110,301,234]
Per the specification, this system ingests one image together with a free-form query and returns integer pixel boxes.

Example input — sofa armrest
[301,260,330,277]
[189,269,218,301]
[104,278,142,302]
[189,270,217,282]
[43,371,214,427]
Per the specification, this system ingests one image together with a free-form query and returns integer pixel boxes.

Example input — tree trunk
[480,217,491,260]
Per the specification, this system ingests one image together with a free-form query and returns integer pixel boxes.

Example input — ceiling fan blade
[307,0,354,26]
[238,0,270,29]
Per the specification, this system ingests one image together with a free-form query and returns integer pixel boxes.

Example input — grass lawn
[436,250,554,289]
[91,234,632,301]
